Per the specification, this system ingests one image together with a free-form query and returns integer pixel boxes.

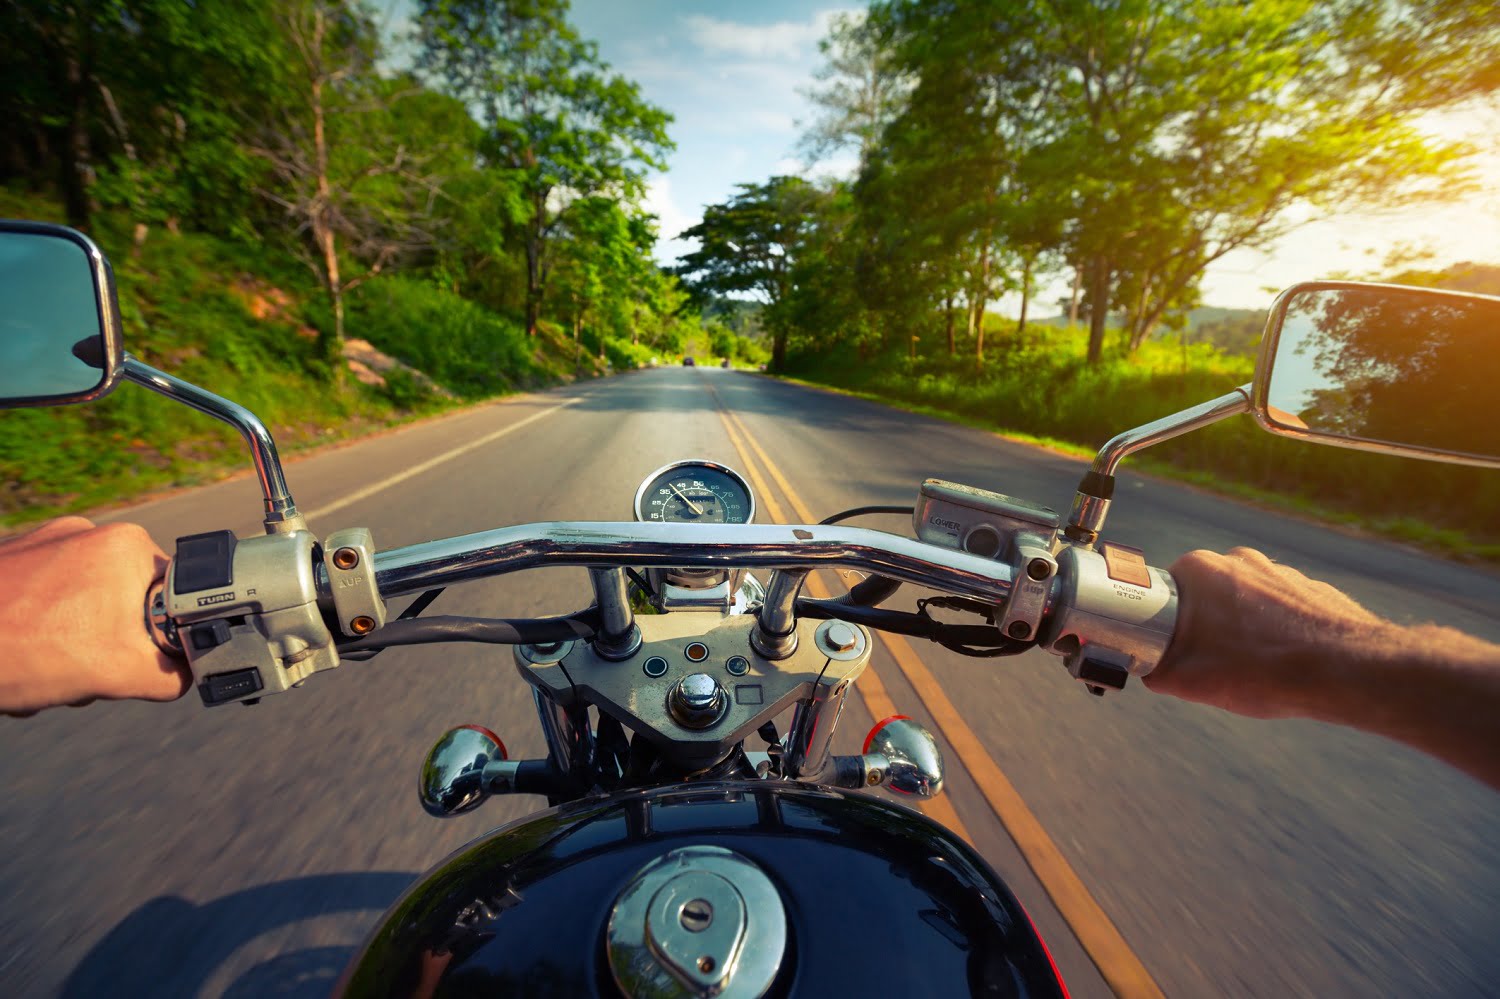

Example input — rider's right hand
[0,517,190,716]
[1149,546,1500,791]
[1146,547,1391,719]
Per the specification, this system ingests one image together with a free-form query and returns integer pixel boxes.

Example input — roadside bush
[789,321,1499,554]
[345,277,537,397]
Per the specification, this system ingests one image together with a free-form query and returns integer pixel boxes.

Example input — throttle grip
[1037,543,1178,694]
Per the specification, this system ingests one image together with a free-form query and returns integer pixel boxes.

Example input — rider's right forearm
[1302,624,1500,791]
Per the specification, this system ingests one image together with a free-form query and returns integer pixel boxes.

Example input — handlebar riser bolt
[1026,558,1052,581]
[866,769,883,786]
[350,615,376,635]
[332,547,360,570]
[1007,621,1032,640]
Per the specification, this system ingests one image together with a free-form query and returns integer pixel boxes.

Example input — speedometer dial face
[633,460,755,525]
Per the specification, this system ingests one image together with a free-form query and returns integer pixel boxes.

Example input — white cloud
[683,10,853,61]
[639,174,696,246]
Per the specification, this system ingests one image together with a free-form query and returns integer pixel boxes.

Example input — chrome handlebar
[338,522,1018,604]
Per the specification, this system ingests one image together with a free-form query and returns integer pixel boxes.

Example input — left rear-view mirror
[0,220,123,408]
[1253,281,1500,468]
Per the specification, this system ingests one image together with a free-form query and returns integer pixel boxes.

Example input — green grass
[787,322,1500,564]
[0,191,612,526]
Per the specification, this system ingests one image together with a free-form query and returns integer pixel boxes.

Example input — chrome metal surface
[144,576,182,656]
[607,846,786,999]
[865,717,945,798]
[532,687,584,772]
[752,567,807,660]
[0,221,125,408]
[632,459,757,525]
[515,613,869,772]
[814,619,868,661]
[516,640,575,665]
[1252,280,1500,469]
[1038,545,1178,681]
[123,355,304,534]
[784,675,850,782]
[1090,386,1251,478]
[732,572,765,615]
[590,567,642,660]
[360,522,1015,605]
[419,725,506,817]
[669,673,729,729]
[1067,386,1251,542]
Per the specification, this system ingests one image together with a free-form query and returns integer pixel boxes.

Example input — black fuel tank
[339,781,1067,998]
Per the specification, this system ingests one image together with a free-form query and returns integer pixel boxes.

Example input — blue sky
[388,1,1500,312]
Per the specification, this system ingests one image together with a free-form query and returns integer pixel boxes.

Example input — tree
[417,0,672,337]
[866,0,1500,363]
[251,2,459,376]
[676,177,829,372]
[0,1,281,237]
[799,11,910,170]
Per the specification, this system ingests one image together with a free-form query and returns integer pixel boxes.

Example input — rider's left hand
[0,517,189,715]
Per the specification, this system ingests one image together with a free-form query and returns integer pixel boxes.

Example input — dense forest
[1,0,1497,555]
[666,1,1500,556]
[0,0,759,519]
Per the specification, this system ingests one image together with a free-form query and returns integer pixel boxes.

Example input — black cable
[838,574,904,607]
[398,588,445,620]
[795,596,1029,654]
[819,505,915,526]
[337,610,599,655]
[624,568,655,597]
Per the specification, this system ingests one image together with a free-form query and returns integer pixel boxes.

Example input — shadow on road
[60,871,416,999]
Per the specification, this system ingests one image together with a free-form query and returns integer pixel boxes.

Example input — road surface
[1,366,1497,997]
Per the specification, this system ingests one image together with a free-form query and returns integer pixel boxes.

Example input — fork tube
[589,567,642,660]
[752,568,807,660]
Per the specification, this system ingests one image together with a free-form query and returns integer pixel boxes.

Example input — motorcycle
[2,219,1496,998]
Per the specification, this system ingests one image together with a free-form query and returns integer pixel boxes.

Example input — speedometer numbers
[633,461,755,525]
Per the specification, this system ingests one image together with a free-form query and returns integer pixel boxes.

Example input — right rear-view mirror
[1253,281,1500,468]
[0,220,123,408]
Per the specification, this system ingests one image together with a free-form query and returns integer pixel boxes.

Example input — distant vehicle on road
[683,356,695,367]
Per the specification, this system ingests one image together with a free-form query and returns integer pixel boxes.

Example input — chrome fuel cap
[607,845,786,999]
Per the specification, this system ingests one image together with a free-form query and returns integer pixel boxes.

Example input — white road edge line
[301,398,581,523]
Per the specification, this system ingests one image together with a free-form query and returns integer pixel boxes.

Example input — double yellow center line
[711,386,1163,999]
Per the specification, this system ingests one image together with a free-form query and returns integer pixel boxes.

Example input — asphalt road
[2,366,1498,997]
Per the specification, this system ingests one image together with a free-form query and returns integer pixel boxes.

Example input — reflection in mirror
[0,230,110,403]
[1261,284,1500,464]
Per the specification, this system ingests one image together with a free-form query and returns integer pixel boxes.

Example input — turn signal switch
[418,725,567,816]
[829,716,945,798]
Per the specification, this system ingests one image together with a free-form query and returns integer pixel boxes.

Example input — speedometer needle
[670,483,706,516]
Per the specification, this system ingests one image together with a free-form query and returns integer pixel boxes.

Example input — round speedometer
[633,460,755,525]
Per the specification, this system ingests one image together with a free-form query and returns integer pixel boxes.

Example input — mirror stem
[1064,385,1251,546]
[122,355,305,535]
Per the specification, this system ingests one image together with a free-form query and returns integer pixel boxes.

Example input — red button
[685,642,709,663]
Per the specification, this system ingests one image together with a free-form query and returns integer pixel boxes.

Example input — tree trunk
[58,51,92,231]
[1086,254,1110,365]
[944,292,955,355]
[1067,265,1082,325]
[973,241,991,363]
[573,314,582,373]
[771,330,788,373]
[525,191,546,337]
[525,238,542,337]
[310,12,343,384]
[1017,254,1033,336]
